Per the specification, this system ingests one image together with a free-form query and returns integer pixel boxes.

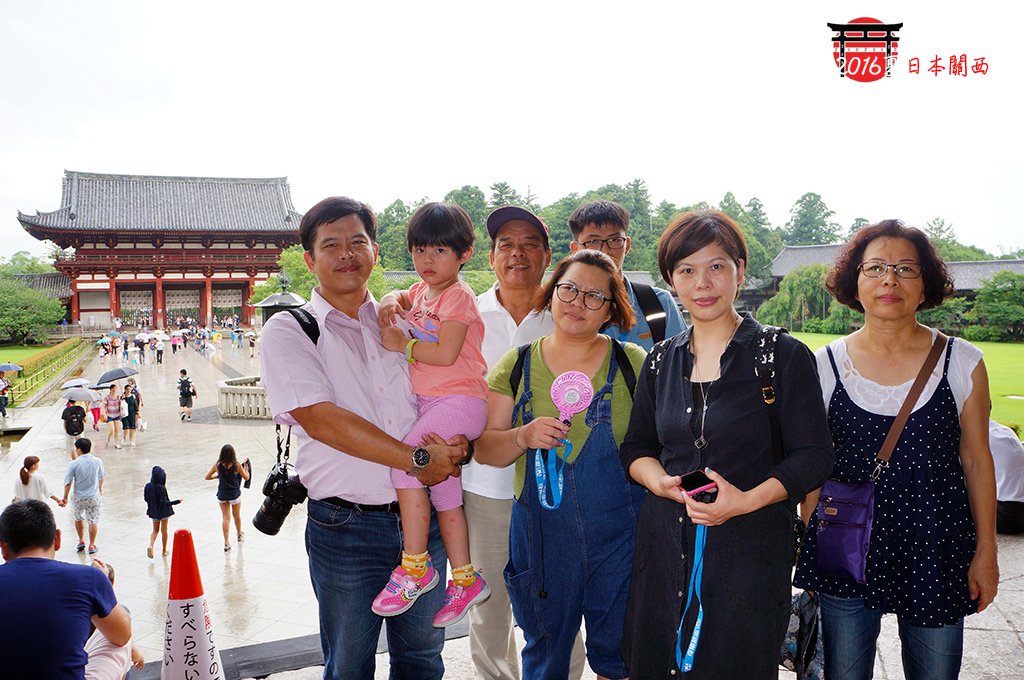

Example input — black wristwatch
[410,447,431,476]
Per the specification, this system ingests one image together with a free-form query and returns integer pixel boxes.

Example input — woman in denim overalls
[477,250,646,679]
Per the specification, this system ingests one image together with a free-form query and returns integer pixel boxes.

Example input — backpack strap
[753,324,786,465]
[510,340,636,399]
[631,281,667,345]
[287,308,320,346]
[611,340,637,398]
[508,344,532,397]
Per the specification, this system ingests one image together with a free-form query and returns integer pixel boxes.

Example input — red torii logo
[828,18,903,82]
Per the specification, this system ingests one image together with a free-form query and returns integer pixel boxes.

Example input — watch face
[412,448,430,468]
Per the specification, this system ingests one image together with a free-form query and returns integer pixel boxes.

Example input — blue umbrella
[0,363,22,372]
[97,366,139,384]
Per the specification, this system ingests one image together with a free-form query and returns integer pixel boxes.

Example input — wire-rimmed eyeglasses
[859,260,922,279]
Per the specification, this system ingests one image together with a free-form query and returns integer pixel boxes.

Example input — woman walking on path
[89,394,102,432]
[205,444,250,552]
[102,386,123,450]
[144,466,180,558]
[12,456,65,506]
[121,385,138,447]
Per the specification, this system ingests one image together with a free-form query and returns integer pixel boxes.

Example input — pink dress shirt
[260,288,418,504]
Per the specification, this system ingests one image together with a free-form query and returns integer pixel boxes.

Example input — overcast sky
[2,1,1021,261]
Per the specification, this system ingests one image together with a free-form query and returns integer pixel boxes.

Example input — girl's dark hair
[534,250,636,331]
[406,202,476,259]
[20,456,39,486]
[219,444,237,467]
[827,219,955,312]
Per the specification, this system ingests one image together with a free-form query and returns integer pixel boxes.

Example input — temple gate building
[18,171,302,329]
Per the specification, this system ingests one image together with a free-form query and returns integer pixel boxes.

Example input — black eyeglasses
[859,260,922,279]
[554,283,611,310]
[575,236,628,251]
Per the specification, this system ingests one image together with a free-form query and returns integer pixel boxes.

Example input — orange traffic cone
[162,529,225,679]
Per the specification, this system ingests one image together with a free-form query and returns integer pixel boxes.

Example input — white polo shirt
[464,283,553,500]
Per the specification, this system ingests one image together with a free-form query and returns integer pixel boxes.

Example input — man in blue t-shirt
[0,499,131,679]
[568,200,686,350]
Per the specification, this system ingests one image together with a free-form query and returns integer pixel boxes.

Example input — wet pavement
[0,339,1022,679]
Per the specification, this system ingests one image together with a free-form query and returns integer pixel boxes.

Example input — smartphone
[679,469,718,503]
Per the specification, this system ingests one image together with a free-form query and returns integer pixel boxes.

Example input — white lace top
[816,329,983,417]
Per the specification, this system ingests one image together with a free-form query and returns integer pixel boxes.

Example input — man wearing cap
[569,200,685,350]
[465,206,585,680]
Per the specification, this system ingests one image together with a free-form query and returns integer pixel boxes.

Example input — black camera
[252,461,308,536]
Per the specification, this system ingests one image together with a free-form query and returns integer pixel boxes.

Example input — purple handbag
[815,479,875,583]
[813,333,947,584]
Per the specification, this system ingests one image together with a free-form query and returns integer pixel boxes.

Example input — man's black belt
[319,496,400,513]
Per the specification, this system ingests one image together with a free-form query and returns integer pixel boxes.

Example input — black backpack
[63,405,85,436]
[178,378,193,397]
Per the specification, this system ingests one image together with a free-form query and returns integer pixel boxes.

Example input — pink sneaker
[431,573,491,628]
[372,563,438,617]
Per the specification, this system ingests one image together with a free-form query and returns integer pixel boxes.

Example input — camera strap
[677,524,707,673]
[276,424,292,466]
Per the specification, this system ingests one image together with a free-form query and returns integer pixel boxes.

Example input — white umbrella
[63,388,101,402]
[153,332,171,341]
[244,331,257,337]
[61,378,92,389]
[171,330,185,336]
[135,333,151,341]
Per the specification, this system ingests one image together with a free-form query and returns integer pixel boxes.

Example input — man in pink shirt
[260,196,465,680]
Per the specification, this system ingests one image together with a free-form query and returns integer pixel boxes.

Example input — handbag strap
[870,332,947,480]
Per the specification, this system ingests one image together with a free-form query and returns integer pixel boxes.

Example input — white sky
[2,0,1021,260]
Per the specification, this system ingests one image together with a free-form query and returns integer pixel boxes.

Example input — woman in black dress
[619,210,834,678]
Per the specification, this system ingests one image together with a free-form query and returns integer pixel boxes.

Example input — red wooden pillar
[108,279,119,321]
[70,279,80,323]
[203,277,213,327]
[154,277,165,329]
[243,277,255,326]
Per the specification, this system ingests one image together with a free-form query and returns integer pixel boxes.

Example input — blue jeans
[305,498,446,680]
[819,592,964,680]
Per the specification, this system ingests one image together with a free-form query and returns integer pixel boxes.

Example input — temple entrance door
[118,289,154,329]
[212,287,244,327]
[165,288,202,327]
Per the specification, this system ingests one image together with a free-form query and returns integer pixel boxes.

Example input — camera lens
[252,496,293,536]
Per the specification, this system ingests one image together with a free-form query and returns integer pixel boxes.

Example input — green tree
[539,193,581,263]
[782,193,840,245]
[924,217,992,261]
[969,271,1024,341]
[489,181,523,208]
[846,217,870,239]
[755,264,830,329]
[249,246,318,305]
[444,185,490,270]
[717,192,771,283]
[0,279,65,343]
[376,199,413,270]
[918,297,970,335]
[0,251,55,278]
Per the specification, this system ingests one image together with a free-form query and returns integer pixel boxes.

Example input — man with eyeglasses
[568,200,685,350]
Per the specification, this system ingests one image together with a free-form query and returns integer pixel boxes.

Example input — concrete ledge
[218,376,271,419]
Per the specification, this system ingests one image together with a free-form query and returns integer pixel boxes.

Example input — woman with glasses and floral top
[794,220,998,680]
[475,249,646,680]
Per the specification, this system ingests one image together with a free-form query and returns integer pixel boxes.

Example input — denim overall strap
[511,346,536,430]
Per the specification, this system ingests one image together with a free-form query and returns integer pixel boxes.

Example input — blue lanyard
[677,524,707,673]
[534,439,571,510]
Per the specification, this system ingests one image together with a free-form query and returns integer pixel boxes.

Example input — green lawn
[791,332,1024,429]
[0,344,52,367]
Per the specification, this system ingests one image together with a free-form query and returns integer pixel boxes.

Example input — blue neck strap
[677,524,707,673]
[535,439,571,510]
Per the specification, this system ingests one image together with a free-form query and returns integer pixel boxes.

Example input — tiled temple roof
[18,170,302,233]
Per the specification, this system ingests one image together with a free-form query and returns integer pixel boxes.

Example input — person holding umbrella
[61,398,88,456]
[103,386,123,450]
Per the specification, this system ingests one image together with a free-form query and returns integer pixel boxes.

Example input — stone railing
[217,376,271,419]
